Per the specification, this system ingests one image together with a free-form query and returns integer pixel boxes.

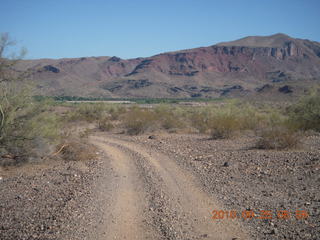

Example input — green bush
[203,102,240,139]
[29,111,61,141]
[107,105,126,120]
[288,92,320,131]
[123,107,157,135]
[154,104,184,130]
[236,103,265,130]
[254,109,300,150]
[0,33,63,162]
[208,112,239,139]
[256,126,300,150]
[0,90,62,158]
[65,103,106,123]
[189,111,210,133]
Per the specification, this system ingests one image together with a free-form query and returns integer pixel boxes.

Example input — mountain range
[17,33,320,98]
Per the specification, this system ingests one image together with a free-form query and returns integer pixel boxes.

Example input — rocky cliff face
[17,33,320,98]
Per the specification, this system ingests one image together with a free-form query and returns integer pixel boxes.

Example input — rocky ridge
[17,33,320,98]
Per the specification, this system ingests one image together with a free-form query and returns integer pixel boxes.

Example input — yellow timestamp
[212,209,309,220]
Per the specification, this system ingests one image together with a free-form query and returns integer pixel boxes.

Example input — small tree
[0,33,51,157]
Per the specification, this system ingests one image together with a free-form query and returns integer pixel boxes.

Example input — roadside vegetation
[0,33,60,165]
[58,91,319,150]
[0,34,96,166]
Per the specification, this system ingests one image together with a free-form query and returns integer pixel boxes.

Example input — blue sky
[1,0,320,59]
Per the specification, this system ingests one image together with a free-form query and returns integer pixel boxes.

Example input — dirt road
[2,132,318,239]
[90,134,250,240]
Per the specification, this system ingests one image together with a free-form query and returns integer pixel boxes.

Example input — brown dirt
[1,132,319,239]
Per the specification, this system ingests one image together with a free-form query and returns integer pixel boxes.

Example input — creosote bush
[189,101,264,139]
[36,94,319,151]
[287,91,320,131]
[121,104,187,135]
[154,104,185,131]
[208,112,239,139]
[123,107,157,135]
[256,126,300,150]
[65,103,106,123]
[190,111,210,134]
[107,105,126,120]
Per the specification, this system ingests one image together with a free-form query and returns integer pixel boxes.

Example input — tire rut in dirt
[92,140,160,240]
[93,135,250,240]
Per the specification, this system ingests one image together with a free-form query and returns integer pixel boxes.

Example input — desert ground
[1,129,319,240]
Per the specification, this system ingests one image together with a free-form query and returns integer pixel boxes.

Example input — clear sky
[1,0,320,60]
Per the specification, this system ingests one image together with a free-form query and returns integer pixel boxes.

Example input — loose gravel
[131,133,320,240]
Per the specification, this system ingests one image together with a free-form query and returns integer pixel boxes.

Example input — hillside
[17,33,320,98]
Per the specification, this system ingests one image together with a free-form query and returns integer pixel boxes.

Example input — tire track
[91,134,250,240]
[92,140,160,240]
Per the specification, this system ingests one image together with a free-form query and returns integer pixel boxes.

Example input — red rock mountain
[18,33,320,98]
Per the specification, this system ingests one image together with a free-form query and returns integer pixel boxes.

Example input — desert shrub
[98,118,114,131]
[123,107,157,135]
[154,104,184,130]
[206,101,241,139]
[208,112,239,139]
[189,104,228,134]
[0,94,63,166]
[161,114,182,130]
[256,126,300,150]
[0,33,64,163]
[58,141,97,161]
[65,103,106,123]
[189,104,238,138]
[0,87,34,144]
[0,84,62,155]
[254,109,301,150]
[189,101,269,138]
[29,111,62,141]
[189,109,211,133]
[107,105,126,120]
[287,91,320,131]
[236,103,265,130]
